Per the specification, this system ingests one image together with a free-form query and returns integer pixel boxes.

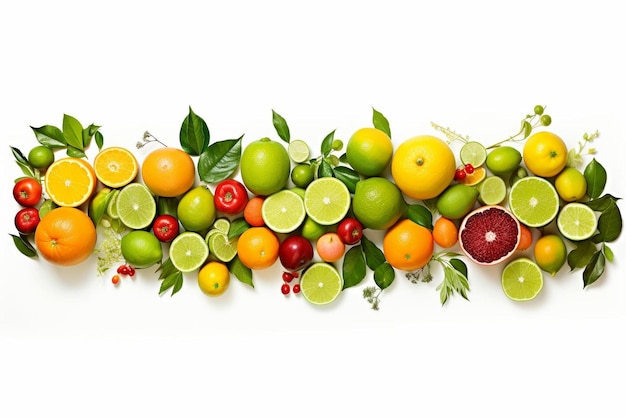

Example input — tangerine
[141,147,195,197]
[236,226,280,270]
[34,207,97,266]
[383,219,434,271]
[243,196,266,227]
[44,157,97,207]
[516,224,533,251]
[433,216,458,248]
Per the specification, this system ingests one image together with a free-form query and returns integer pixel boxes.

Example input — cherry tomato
[214,179,249,215]
[15,207,40,234]
[13,178,42,207]
[336,217,363,245]
[152,214,180,243]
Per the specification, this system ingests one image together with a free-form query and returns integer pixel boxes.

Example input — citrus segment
[508,176,559,227]
[261,189,306,233]
[501,257,544,301]
[106,189,120,219]
[300,262,343,305]
[457,166,486,186]
[44,157,97,207]
[169,231,209,273]
[557,202,597,241]
[287,139,310,163]
[460,141,487,167]
[93,146,139,188]
[304,177,351,226]
[116,183,157,229]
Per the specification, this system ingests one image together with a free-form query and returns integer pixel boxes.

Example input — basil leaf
[229,255,253,288]
[342,245,366,289]
[180,107,210,156]
[272,110,290,143]
[583,251,605,288]
[31,124,66,149]
[332,165,360,193]
[372,108,391,138]
[584,158,607,199]
[10,234,38,258]
[62,114,84,150]
[197,136,243,183]
[408,204,433,230]
[361,234,386,271]
[374,262,395,290]
[320,130,335,156]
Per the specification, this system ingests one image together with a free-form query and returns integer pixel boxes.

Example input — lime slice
[557,202,597,241]
[106,189,120,219]
[116,183,156,229]
[208,232,238,262]
[460,141,487,168]
[205,227,225,245]
[300,262,343,305]
[508,176,559,227]
[501,257,544,301]
[478,175,507,205]
[212,218,231,234]
[288,139,310,163]
[261,189,306,233]
[304,177,351,226]
[169,231,209,273]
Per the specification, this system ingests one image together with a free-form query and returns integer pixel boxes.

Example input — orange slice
[44,157,97,207]
[93,146,139,188]
[458,166,487,186]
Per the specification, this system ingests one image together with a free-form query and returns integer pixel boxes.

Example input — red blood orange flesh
[458,205,521,266]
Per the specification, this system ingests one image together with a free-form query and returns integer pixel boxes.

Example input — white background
[2,1,625,415]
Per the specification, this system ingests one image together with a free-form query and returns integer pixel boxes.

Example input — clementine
[34,207,97,266]
[141,147,195,197]
[433,216,458,248]
[236,226,279,270]
[243,196,265,227]
[383,219,434,271]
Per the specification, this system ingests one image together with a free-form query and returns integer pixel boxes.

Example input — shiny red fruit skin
[279,235,314,271]
[152,214,180,242]
[214,179,249,215]
[337,217,363,245]
[13,178,42,207]
[15,207,40,234]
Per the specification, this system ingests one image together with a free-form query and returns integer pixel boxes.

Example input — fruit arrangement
[8,106,622,309]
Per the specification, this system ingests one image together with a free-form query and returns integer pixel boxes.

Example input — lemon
[523,131,568,178]
[240,137,290,196]
[555,167,587,202]
[345,127,393,177]
[198,261,230,296]
[352,177,406,230]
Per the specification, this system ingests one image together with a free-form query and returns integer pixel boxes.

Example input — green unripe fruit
[436,184,479,220]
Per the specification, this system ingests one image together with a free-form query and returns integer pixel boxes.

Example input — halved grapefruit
[458,205,521,266]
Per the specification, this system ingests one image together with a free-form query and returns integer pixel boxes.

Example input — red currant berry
[292,284,301,294]
[282,271,294,283]
[454,168,466,181]
[127,266,136,277]
[291,271,299,278]
[464,163,475,174]
[117,265,128,275]
[281,283,290,295]
[112,275,121,285]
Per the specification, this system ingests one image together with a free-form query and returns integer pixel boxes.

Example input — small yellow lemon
[555,167,587,202]
[198,261,230,296]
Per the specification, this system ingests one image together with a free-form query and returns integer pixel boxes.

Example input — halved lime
[557,202,597,241]
[300,262,343,305]
[304,177,351,226]
[116,183,156,229]
[261,189,306,233]
[508,176,559,227]
[478,175,507,205]
[212,218,231,234]
[501,257,544,301]
[208,232,238,262]
[106,189,120,219]
[169,231,209,273]
[288,139,310,163]
[460,141,487,168]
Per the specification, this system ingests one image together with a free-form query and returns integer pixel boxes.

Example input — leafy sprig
[567,130,600,168]
[407,252,470,306]
[31,113,103,158]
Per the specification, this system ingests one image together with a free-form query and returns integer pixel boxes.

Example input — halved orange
[458,166,487,186]
[44,157,97,207]
[93,146,139,188]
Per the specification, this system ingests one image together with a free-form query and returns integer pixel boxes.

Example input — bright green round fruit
[121,230,163,269]
[352,177,406,230]
[240,137,290,196]
[291,163,315,188]
[486,146,522,177]
[436,184,479,220]
[177,186,216,232]
[346,127,393,177]
[28,145,55,170]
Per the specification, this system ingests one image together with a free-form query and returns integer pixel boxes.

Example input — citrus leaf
[595,201,622,243]
[583,251,605,288]
[229,255,253,288]
[82,124,100,149]
[10,233,38,258]
[95,131,104,150]
[317,158,333,178]
[31,124,66,149]
[180,106,210,156]
[342,245,366,289]
[374,262,394,290]
[272,109,290,143]
[197,136,243,183]
[584,158,607,199]
[361,233,385,271]
[567,240,597,270]
[228,218,250,240]
[585,194,620,212]
[603,244,614,262]
[62,114,84,150]
[157,258,183,296]
[66,146,86,158]
[320,130,335,156]
[372,108,391,138]
[407,204,433,230]
[332,166,360,194]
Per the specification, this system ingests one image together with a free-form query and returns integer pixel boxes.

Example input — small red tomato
[336,217,364,245]
[214,179,249,215]
[152,214,180,242]
[15,207,40,234]
[13,178,42,207]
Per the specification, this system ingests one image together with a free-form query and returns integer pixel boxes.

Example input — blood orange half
[458,205,521,266]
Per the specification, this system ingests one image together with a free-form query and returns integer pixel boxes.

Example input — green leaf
[180,106,210,156]
[332,166,360,193]
[584,158,607,199]
[228,218,250,240]
[66,146,87,158]
[522,120,532,138]
[10,147,36,178]
[157,258,184,296]
[31,124,66,149]
[583,251,605,288]
[229,255,254,288]
[585,194,621,212]
[320,130,335,156]
[372,108,391,138]
[567,240,597,270]
[272,109,290,143]
[595,200,622,243]
[197,136,243,183]
[437,263,470,305]
[342,245,366,289]
[449,258,468,280]
[10,234,38,258]
[62,114,84,150]
[95,131,104,149]
[82,124,100,149]
[407,204,433,230]
[374,262,394,290]
[317,158,334,178]
[603,244,614,262]
[361,234,386,271]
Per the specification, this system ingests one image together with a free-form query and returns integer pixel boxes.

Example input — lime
[169,231,209,272]
[212,218,231,234]
[300,262,343,305]
[346,127,393,177]
[205,227,225,245]
[557,202,597,241]
[435,183,478,220]
[106,189,120,219]
[478,175,507,205]
[290,187,306,200]
[460,141,487,167]
[486,146,522,177]
[501,257,544,301]
[121,230,163,269]
[208,232,238,263]
[304,177,351,226]
[262,189,306,233]
[28,145,55,170]
[240,137,290,196]
[301,216,326,241]
[508,176,559,227]
[288,139,310,163]
[352,177,406,230]
[116,183,157,229]
[177,186,216,232]
[291,163,314,188]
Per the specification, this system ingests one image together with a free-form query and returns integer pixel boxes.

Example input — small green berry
[540,114,552,126]
[332,139,344,151]
[533,105,544,116]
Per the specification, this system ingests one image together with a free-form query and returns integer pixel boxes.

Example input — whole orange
[433,216,458,248]
[141,147,195,197]
[383,219,434,271]
[236,227,280,270]
[34,207,97,266]
[391,135,456,200]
